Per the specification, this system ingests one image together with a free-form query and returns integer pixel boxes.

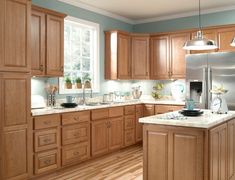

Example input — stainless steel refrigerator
[186,52,235,110]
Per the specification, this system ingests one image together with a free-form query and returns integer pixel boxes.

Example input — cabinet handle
[73,151,80,156]
[43,138,51,143]
[43,121,51,125]
[44,159,51,165]
[73,117,79,121]
[39,65,43,71]
[73,132,80,137]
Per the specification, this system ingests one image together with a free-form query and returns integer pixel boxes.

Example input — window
[59,16,99,94]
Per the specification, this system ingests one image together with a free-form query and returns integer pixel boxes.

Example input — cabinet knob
[74,117,79,121]
[39,65,43,71]
[43,138,51,143]
[44,159,51,165]
[73,151,80,156]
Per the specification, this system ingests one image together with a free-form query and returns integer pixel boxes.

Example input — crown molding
[58,0,235,25]
[134,5,235,24]
[58,0,135,24]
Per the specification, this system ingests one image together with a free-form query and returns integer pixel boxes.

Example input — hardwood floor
[36,145,143,180]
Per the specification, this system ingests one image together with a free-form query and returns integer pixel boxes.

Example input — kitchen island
[139,110,235,180]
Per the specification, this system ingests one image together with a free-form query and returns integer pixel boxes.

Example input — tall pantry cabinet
[0,0,32,180]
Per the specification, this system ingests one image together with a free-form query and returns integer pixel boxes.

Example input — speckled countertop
[31,99,185,116]
[139,110,235,129]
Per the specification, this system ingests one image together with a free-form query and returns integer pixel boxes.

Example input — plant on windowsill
[75,77,82,89]
[64,77,72,89]
[83,75,91,89]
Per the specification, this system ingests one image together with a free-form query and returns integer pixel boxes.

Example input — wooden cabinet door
[31,8,46,75]
[217,27,235,52]
[172,130,204,180]
[150,36,169,79]
[91,120,109,156]
[0,0,31,72]
[143,126,169,180]
[155,105,184,114]
[46,14,64,76]
[170,33,190,79]
[228,119,235,180]
[0,73,30,180]
[131,35,149,79]
[109,117,123,151]
[117,33,131,79]
[136,105,144,142]
[210,123,227,180]
[190,29,218,54]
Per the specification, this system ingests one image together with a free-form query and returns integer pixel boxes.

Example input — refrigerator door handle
[207,67,212,108]
[203,67,208,109]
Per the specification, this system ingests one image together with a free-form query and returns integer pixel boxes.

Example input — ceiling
[59,0,235,24]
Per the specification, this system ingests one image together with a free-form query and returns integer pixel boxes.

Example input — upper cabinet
[31,5,66,76]
[150,32,190,79]
[131,35,150,79]
[0,0,31,73]
[105,31,149,80]
[170,33,190,79]
[217,26,235,52]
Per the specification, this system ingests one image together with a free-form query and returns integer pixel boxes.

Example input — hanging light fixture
[183,0,218,50]
[230,37,235,47]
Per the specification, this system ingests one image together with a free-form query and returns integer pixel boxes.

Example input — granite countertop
[139,110,235,129]
[31,99,185,116]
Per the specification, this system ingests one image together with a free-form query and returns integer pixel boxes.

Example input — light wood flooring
[36,145,143,180]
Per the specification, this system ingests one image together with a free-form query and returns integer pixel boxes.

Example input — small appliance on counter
[179,99,203,117]
[31,95,46,109]
[132,86,142,99]
[60,96,78,108]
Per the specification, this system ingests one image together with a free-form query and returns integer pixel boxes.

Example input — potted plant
[83,74,91,89]
[75,77,82,89]
[64,77,72,89]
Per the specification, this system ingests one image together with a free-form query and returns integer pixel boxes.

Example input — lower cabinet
[62,142,90,166]
[34,149,61,175]
[155,104,184,114]
[228,119,235,180]
[136,105,144,142]
[143,125,204,180]
[91,117,123,156]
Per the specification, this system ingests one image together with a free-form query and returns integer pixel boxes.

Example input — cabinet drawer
[91,109,109,120]
[34,128,60,152]
[62,142,90,166]
[124,105,135,115]
[124,115,135,130]
[34,114,60,130]
[144,104,155,116]
[109,106,124,117]
[124,129,135,146]
[62,123,90,145]
[136,104,144,116]
[62,111,90,125]
[34,149,60,175]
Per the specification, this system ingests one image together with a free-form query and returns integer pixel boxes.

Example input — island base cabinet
[143,125,204,180]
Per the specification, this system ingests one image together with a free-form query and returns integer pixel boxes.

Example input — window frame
[59,16,100,94]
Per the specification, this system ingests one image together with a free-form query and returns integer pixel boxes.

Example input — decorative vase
[75,83,82,89]
[84,81,91,89]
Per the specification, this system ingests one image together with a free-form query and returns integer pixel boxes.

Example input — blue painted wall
[133,10,235,33]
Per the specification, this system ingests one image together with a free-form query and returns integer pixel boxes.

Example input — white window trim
[59,16,100,95]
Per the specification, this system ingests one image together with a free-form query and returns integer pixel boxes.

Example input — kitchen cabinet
[143,125,204,180]
[0,73,31,180]
[0,0,31,73]
[155,105,184,114]
[228,119,235,180]
[91,107,123,156]
[210,123,228,180]
[150,32,190,79]
[190,29,218,54]
[124,106,136,147]
[136,105,144,142]
[217,27,235,52]
[150,35,169,79]
[170,33,190,79]
[144,104,155,116]
[31,5,66,76]
[131,35,150,79]
[33,114,61,175]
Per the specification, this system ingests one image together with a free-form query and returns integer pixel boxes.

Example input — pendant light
[183,0,218,50]
[230,37,235,47]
